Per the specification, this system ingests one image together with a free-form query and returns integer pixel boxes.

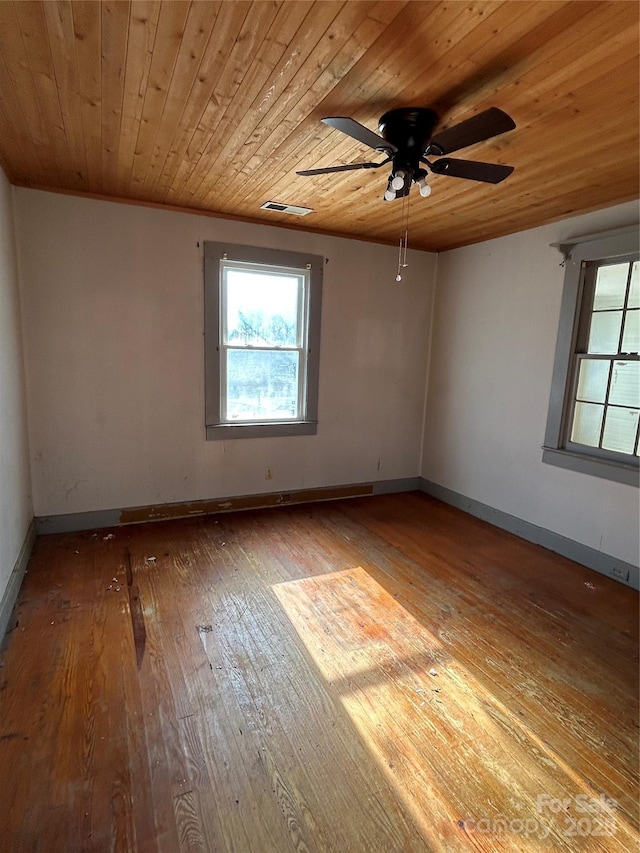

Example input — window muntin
[566,258,639,460]
[220,261,309,424]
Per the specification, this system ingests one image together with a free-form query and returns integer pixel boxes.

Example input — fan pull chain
[396,185,410,281]
[396,237,404,282]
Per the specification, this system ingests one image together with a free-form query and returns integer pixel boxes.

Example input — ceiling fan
[297,107,516,200]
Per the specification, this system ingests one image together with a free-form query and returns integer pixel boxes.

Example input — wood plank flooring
[0,492,637,852]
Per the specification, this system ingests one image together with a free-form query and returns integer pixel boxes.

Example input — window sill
[542,446,639,487]
[206,420,318,440]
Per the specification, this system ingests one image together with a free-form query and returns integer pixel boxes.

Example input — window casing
[204,242,323,440]
[543,228,639,486]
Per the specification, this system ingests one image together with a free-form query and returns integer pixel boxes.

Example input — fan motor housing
[378,108,439,157]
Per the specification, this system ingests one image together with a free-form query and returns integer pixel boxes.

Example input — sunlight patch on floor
[273,566,630,851]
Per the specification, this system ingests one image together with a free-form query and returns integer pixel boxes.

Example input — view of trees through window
[222,267,306,422]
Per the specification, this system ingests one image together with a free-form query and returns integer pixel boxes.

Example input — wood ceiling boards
[0,1,637,252]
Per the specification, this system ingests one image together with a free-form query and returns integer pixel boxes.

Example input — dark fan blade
[430,158,514,183]
[428,108,515,155]
[322,117,397,153]
[297,159,389,176]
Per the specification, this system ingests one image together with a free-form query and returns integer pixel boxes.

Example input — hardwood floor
[0,492,637,852]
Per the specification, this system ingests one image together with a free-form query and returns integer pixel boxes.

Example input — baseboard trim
[30,478,639,590]
[35,478,420,535]
[36,508,122,535]
[372,477,420,495]
[419,478,639,590]
[0,519,36,640]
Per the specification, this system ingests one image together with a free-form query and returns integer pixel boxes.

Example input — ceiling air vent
[260,201,314,216]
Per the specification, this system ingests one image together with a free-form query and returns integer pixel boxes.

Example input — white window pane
[601,407,639,454]
[593,263,629,310]
[576,358,609,403]
[225,269,301,347]
[609,360,640,407]
[628,262,639,309]
[621,309,639,353]
[587,311,622,354]
[571,402,604,447]
[225,350,299,421]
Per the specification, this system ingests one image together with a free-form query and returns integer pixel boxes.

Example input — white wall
[14,186,637,568]
[0,170,32,603]
[15,189,436,517]
[422,201,640,567]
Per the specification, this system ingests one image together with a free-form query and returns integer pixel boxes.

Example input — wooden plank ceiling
[0,0,637,252]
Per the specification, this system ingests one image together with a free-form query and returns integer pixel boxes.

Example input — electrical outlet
[265,467,273,480]
[611,565,629,581]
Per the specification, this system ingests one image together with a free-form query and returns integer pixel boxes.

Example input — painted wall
[0,170,32,603]
[15,189,436,517]
[422,201,640,567]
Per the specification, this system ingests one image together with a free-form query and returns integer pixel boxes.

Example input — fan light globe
[391,171,405,191]
[419,182,432,198]
[384,188,396,201]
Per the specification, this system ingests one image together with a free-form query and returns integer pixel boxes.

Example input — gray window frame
[543,227,639,486]
[204,241,323,440]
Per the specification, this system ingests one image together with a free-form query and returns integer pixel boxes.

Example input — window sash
[218,261,310,425]
[220,260,307,348]
[561,254,640,463]
[220,347,305,424]
[577,257,638,355]
[566,353,640,459]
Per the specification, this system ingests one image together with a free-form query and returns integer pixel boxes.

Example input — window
[204,242,323,439]
[543,228,639,486]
